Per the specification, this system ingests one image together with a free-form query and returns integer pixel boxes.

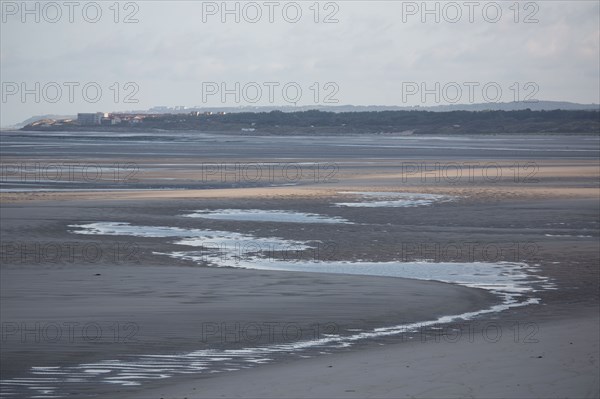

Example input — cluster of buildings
[25,108,235,130]
[76,110,227,126]
[77,112,144,126]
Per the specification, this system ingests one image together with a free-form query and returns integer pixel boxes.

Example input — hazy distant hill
[142,101,599,115]
[21,109,600,135]
[13,101,599,128]
[421,101,599,112]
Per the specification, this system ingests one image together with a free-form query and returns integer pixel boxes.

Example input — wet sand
[128,309,599,399]
[1,132,598,398]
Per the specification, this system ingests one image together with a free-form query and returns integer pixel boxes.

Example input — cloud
[1,1,598,125]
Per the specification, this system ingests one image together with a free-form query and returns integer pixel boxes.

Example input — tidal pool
[335,192,456,208]
[183,209,353,224]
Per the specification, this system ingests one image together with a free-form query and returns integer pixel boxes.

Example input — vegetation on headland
[21,109,600,135]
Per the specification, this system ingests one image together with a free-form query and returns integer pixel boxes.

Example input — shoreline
[125,307,599,399]
[0,264,501,397]
[1,133,598,398]
[1,192,597,397]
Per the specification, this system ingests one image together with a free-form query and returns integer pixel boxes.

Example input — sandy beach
[1,132,598,398]
[128,309,599,399]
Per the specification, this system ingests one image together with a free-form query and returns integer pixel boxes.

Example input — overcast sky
[1,0,599,126]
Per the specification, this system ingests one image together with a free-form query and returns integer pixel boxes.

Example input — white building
[77,112,105,125]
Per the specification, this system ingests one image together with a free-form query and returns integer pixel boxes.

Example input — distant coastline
[18,109,600,135]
